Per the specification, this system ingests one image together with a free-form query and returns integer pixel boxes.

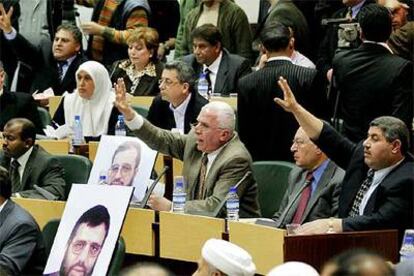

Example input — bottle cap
[75,115,80,120]
[229,186,237,193]
[118,115,124,120]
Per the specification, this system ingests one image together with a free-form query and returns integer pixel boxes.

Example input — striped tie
[349,169,375,217]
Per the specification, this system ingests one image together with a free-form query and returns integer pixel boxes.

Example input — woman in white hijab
[53,61,119,141]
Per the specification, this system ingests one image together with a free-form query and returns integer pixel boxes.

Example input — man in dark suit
[332,4,413,142]
[275,77,413,235]
[147,60,208,134]
[115,81,260,217]
[273,127,344,228]
[0,118,65,200]
[0,166,46,275]
[238,21,328,162]
[0,61,43,133]
[0,6,87,95]
[182,24,252,97]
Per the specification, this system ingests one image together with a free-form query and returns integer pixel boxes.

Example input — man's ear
[24,138,34,148]
[391,139,402,154]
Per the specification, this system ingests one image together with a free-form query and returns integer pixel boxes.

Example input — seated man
[275,77,413,235]
[182,24,252,96]
[0,61,43,133]
[0,166,46,275]
[193,239,256,276]
[114,79,260,217]
[147,60,208,134]
[272,127,345,228]
[0,118,65,199]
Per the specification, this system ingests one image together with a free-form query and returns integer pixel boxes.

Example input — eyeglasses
[110,164,133,176]
[158,78,180,87]
[71,240,102,257]
[190,121,227,132]
[291,138,310,147]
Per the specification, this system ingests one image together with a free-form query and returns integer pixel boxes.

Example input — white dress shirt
[169,93,192,134]
[203,51,223,94]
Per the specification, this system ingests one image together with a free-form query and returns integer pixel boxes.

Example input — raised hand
[113,78,135,121]
[0,3,13,33]
[274,76,299,113]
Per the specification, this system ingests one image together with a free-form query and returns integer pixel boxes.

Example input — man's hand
[297,218,343,235]
[80,22,105,36]
[148,194,172,211]
[0,3,13,33]
[274,76,299,113]
[114,78,135,121]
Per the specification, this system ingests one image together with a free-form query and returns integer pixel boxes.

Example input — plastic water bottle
[97,171,107,185]
[172,176,186,213]
[72,115,83,146]
[226,186,239,221]
[197,73,209,100]
[115,115,127,136]
[400,229,414,262]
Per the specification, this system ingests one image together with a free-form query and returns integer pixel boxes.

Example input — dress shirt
[0,199,8,214]
[291,51,316,69]
[358,159,404,215]
[0,88,3,96]
[267,56,292,63]
[13,146,34,182]
[363,41,394,54]
[196,1,220,27]
[351,0,366,18]
[203,51,223,95]
[310,159,330,196]
[59,55,77,82]
[169,93,192,133]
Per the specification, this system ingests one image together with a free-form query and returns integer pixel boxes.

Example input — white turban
[201,239,256,276]
[267,261,319,276]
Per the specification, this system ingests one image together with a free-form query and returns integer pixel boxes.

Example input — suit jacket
[316,123,414,233]
[332,43,413,142]
[132,120,260,217]
[388,22,414,62]
[0,90,43,134]
[0,200,46,275]
[272,160,345,228]
[5,32,87,95]
[147,92,208,134]
[0,145,66,200]
[182,49,252,96]
[237,59,329,162]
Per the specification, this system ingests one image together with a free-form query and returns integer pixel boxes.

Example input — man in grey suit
[114,79,260,217]
[182,24,252,97]
[0,166,46,275]
[273,127,344,228]
[0,118,65,200]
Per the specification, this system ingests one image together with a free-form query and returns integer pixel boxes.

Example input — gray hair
[201,101,236,131]
[369,116,410,154]
[164,60,196,92]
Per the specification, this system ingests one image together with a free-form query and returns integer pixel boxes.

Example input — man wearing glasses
[114,78,260,217]
[108,141,141,187]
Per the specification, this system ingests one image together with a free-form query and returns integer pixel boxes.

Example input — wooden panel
[130,96,154,108]
[123,207,155,256]
[37,140,70,155]
[48,96,63,118]
[210,96,237,110]
[229,221,285,275]
[88,141,99,161]
[159,212,224,262]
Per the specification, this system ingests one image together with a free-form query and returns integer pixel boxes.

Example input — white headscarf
[267,261,319,276]
[64,61,115,137]
[202,239,256,276]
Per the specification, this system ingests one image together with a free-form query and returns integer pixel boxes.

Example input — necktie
[196,154,209,199]
[204,68,212,97]
[291,172,314,224]
[349,169,375,217]
[9,160,21,193]
[57,60,67,81]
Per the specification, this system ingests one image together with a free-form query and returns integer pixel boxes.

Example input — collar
[0,199,8,214]
[372,158,404,182]
[311,159,330,186]
[169,93,192,115]
[14,146,34,170]
[0,88,3,96]
[205,134,233,164]
[203,51,223,75]
[363,40,394,53]
[267,56,292,63]
[351,0,366,18]
[65,55,77,66]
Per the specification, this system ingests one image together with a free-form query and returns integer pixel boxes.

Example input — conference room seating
[37,106,52,128]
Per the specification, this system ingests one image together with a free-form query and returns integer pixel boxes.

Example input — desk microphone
[138,166,170,209]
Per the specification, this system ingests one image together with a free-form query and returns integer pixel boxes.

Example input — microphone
[138,166,170,209]
[321,18,355,26]
[34,185,59,200]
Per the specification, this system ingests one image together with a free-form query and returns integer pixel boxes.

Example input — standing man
[182,24,252,97]
[0,118,66,200]
[147,60,208,134]
[108,141,141,186]
[76,0,151,67]
[273,127,344,228]
[238,21,328,162]
[275,76,413,235]
[331,4,413,142]
[115,79,260,217]
[0,166,46,275]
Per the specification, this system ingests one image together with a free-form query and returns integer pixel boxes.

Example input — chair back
[37,106,52,128]
[131,104,149,118]
[53,154,93,199]
[252,161,296,218]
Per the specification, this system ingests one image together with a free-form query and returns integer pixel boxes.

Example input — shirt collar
[372,158,404,182]
[267,56,292,63]
[0,199,8,214]
[352,0,366,17]
[14,146,34,170]
[0,88,3,96]
[203,51,223,75]
[66,55,77,66]
[363,40,394,54]
[311,159,330,185]
[169,93,192,116]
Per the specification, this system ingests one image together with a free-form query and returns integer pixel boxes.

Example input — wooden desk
[37,140,70,155]
[129,96,154,108]
[48,96,62,118]
[210,96,237,110]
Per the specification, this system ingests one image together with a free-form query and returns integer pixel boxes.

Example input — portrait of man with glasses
[107,141,141,187]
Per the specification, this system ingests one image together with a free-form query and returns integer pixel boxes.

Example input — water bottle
[115,115,127,136]
[172,176,186,213]
[72,115,84,146]
[226,186,239,221]
[197,73,209,100]
[399,229,414,262]
[97,171,107,185]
